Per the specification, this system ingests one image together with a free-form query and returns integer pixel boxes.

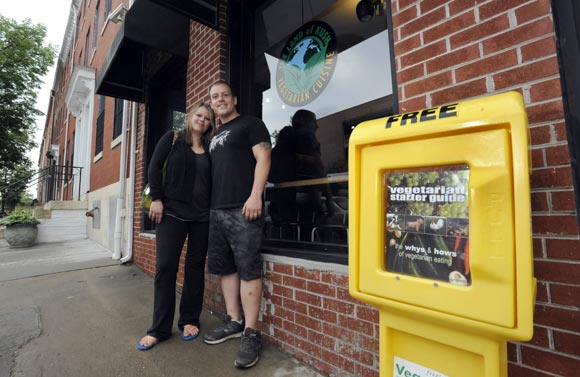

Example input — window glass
[251,0,393,260]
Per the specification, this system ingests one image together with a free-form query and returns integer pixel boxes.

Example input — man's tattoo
[259,142,272,150]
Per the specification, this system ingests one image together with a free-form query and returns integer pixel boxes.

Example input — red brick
[296,312,322,332]
[306,281,336,298]
[536,280,549,302]
[531,192,549,212]
[392,5,418,28]
[450,14,510,50]
[358,333,379,352]
[282,320,308,339]
[400,40,447,69]
[398,64,425,85]
[532,149,546,168]
[483,17,554,55]
[554,122,568,141]
[400,7,447,39]
[337,287,359,304]
[309,306,338,323]
[550,283,580,307]
[529,125,551,146]
[527,100,565,124]
[493,58,559,91]
[530,78,562,103]
[530,325,550,347]
[553,330,580,357]
[534,304,580,333]
[294,266,320,281]
[320,272,348,287]
[507,363,553,377]
[545,145,571,166]
[507,342,518,362]
[282,275,306,290]
[545,238,580,260]
[520,345,579,377]
[275,307,295,322]
[515,0,552,25]
[394,34,422,56]
[320,349,355,374]
[430,78,488,106]
[308,330,336,350]
[455,49,517,82]
[398,95,428,112]
[521,36,557,63]
[419,0,449,14]
[322,297,355,315]
[430,45,482,75]
[530,167,573,189]
[273,263,293,275]
[533,214,579,236]
[405,71,453,97]
[264,271,282,284]
[447,1,477,17]
[322,322,357,343]
[273,284,294,298]
[283,297,308,314]
[354,363,380,377]
[397,0,417,11]
[339,314,375,337]
[294,338,321,358]
[534,259,580,284]
[551,190,577,211]
[479,0,529,21]
[423,11,476,45]
[295,290,322,307]
[356,305,379,323]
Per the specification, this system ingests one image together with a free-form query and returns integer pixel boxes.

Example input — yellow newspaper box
[349,92,535,377]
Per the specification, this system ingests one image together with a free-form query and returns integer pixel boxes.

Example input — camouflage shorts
[207,207,263,281]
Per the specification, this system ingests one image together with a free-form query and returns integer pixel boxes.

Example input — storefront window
[248,0,394,262]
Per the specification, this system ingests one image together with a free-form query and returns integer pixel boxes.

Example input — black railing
[0,165,84,212]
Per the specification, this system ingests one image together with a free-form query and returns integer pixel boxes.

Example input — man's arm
[242,142,271,221]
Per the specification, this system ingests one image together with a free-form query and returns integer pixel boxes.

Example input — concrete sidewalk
[0,239,324,377]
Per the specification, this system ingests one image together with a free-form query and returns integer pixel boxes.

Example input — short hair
[209,79,236,98]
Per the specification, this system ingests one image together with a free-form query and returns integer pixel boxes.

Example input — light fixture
[356,0,385,22]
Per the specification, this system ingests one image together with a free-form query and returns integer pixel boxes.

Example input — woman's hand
[149,200,164,224]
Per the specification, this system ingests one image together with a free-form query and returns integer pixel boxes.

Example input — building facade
[41,1,579,376]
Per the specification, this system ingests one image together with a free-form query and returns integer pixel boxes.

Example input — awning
[150,0,219,29]
[96,0,190,102]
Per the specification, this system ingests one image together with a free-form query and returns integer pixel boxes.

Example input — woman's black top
[148,130,211,222]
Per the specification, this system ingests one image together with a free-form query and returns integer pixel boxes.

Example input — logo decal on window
[276,21,338,106]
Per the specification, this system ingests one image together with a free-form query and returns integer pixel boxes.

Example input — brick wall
[391,1,579,376]
[262,260,380,376]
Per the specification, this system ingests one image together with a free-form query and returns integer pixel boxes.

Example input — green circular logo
[276,21,338,106]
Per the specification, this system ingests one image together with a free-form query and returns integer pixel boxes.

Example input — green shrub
[0,210,39,226]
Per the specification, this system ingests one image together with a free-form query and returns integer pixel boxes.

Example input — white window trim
[93,151,103,163]
[111,134,122,149]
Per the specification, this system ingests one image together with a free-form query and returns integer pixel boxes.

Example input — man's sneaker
[234,328,262,369]
[203,315,244,345]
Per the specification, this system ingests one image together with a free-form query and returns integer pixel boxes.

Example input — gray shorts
[207,207,263,281]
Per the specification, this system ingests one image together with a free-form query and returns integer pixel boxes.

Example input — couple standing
[137,80,271,369]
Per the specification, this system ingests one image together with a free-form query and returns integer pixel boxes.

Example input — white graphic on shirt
[209,130,230,153]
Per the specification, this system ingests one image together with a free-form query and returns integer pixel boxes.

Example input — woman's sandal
[137,335,159,351]
[181,325,200,341]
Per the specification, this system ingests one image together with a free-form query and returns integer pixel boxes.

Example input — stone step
[36,208,88,244]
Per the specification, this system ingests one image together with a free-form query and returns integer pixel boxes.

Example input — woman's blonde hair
[184,102,215,149]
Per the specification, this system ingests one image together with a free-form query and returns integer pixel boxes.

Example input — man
[203,80,271,369]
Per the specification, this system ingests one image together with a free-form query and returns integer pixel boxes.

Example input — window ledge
[111,134,122,149]
[93,151,103,163]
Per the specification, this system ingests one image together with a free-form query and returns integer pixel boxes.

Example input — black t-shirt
[165,152,211,221]
[209,115,270,209]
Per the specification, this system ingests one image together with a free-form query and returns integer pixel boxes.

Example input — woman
[138,102,214,350]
